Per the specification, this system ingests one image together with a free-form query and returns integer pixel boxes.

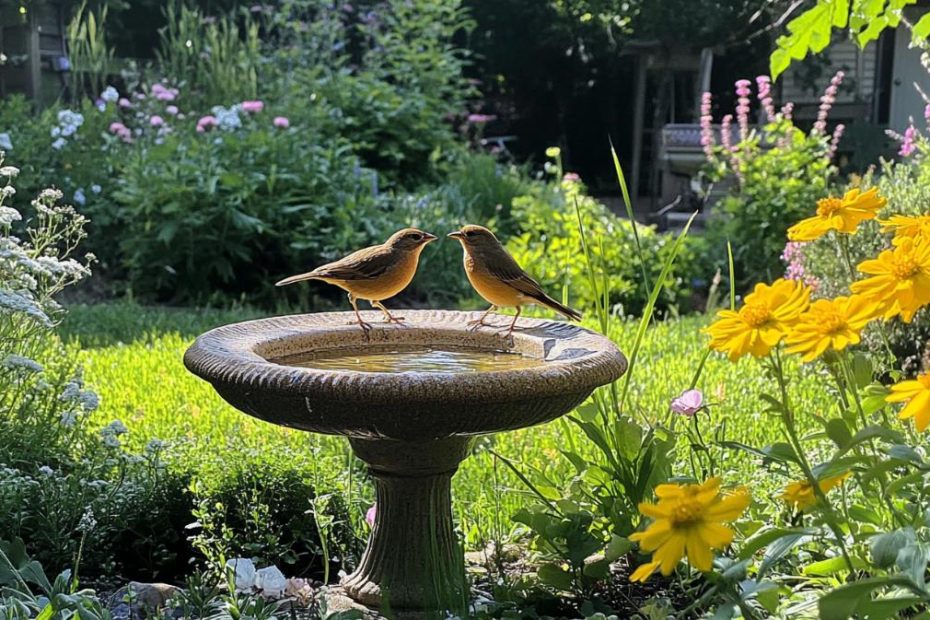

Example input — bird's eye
[464,230,475,237]
[410,233,422,241]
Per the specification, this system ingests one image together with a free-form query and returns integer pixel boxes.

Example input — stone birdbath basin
[183,310,626,615]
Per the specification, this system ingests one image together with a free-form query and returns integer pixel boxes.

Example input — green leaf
[914,12,930,39]
[825,418,853,448]
[738,527,815,561]
[537,563,573,591]
[819,576,928,620]
[870,529,915,569]
[803,555,865,576]
[605,534,632,562]
[848,504,883,526]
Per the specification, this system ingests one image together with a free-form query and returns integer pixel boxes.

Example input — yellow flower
[705,279,810,362]
[784,295,880,362]
[850,236,930,323]
[886,372,930,432]
[787,187,886,242]
[781,472,851,511]
[628,478,749,582]
[880,214,930,240]
[545,146,561,158]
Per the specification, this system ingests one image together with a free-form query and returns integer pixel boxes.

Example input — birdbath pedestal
[183,310,626,616]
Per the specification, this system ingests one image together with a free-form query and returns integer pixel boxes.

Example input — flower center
[816,307,848,335]
[891,254,920,280]
[816,197,843,217]
[671,498,704,526]
[741,302,773,328]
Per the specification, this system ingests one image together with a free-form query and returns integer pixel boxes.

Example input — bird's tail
[535,293,582,322]
[275,271,322,287]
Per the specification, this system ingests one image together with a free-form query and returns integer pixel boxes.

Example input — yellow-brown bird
[448,224,581,339]
[276,228,437,335]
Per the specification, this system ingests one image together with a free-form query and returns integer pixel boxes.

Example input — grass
[61,302,836,551]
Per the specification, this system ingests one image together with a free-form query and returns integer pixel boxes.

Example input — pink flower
[166,105,179,116]
[734,79,751,142]
[562,172,581,183]
[925,104,930,124]
[720,114,734,152]
[151,83,177,102]
[670,389,703,416]
[108,121,132,143]
[149,115,165,127]
[196,115,218,133]
[118,97,131,109]
[755,75,775,121]
[699,92,714,159]
[366,503,377,527]
[241,100,264,113]
[109,121,127,134]
[900,125,918,157]
[813,71,844,135]
[467,113,496,124]
[273,116,290,129]
[829,123,845,159]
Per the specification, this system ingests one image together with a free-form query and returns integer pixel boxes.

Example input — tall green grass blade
[619,212,698,415]
[609,139,651,297]
[728,240,736,311]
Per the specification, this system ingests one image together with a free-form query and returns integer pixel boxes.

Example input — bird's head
[386,227,438,251]
[447,225,500,251]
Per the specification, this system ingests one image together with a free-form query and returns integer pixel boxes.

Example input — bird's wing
[484,249,549,300]
[311,245,395,281]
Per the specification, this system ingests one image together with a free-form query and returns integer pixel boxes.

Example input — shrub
[506,172,703,316]
[702,73,841,290]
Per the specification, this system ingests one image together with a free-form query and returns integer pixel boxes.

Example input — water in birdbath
[272,345,544,374]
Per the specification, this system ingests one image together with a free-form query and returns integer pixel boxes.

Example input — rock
[284,577,314,605]
[255,565,287,597]
[225,557,256,591]
[108,582,181,620]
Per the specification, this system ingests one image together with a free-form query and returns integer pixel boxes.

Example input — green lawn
[61,302,835,549]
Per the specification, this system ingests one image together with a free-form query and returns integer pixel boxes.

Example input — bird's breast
[464,253,526,307]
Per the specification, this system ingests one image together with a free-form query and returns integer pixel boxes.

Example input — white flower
[1,186,16,199]
[91,184,101,194]
[38,466,54,476]
[51,127,61,138]
[3,355,43,373]
[60,410,78,427]
[103,419,128,435]
[57,110,84,128]
[101,86,119,102]
[77,509,97,532]
[78,390,99,412]
[0,289,51,326]
[38,188,63,203]
[0,206,21,226]
[0,133,11,150]
[145,438,166,454]
[61,125,77,137]
[0,166,19,177]
[225,558,256,591]
[73,188,86,205]
[255,565,287,597]
[51,138,66,150]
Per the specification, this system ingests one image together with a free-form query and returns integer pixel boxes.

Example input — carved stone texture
[184,310,627,614]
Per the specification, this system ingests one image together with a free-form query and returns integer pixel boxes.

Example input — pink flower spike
[366,503,377,527]
[273,116,290,129]
[924,104,930,124]
[241,100,265,113]
[149,115,165,127]
[671,389,704,416]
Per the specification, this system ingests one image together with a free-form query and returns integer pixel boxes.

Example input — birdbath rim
[183,309,626,440]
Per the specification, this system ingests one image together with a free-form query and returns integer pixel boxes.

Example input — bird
[447,224,581,340]
[276,228,437,336]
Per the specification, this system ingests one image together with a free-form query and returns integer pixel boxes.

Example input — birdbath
[183,310,626,615]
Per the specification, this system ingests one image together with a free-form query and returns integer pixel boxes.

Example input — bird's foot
[382,315,406,324]
[467,317,496,332]
[356,320,373,340]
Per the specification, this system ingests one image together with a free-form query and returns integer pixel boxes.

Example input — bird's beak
[422,232,438,244]
[447,231,464,240]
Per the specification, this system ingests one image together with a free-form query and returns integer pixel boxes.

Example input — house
[649,4,930,229]
[0,1,70,106]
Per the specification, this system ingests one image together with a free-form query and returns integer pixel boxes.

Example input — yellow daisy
[784,295,880,362]
[705,278,810,362]
[851,236,930,323]
[628,478,750,582]
[880,214,930,240]
[886,372,930,432]
[781,472,851,511]
[787,187,887,242]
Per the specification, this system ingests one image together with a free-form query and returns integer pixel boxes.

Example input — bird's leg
[501,306,522,346]
[467,305,498,331]
[348,293,372,339]
[372,300,405,324]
